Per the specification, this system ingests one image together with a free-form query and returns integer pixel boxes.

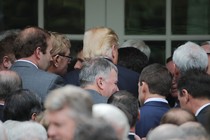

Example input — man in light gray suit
[10,26,64,102]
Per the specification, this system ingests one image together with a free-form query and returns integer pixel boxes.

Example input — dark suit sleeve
[48,75,65,91]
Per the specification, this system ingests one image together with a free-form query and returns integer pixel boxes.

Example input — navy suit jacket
[135,101,170,138]
[0,104,4,121]
[64,65,140,98]
[196,104,210,126]
[10,61,65,102]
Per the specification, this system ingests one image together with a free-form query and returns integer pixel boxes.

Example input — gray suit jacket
[86,89,108,104]
[10,61,65,102]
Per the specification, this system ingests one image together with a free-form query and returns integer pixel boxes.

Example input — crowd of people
[0,26,210,140]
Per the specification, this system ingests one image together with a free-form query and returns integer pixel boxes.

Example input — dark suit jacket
[135,101,170,138]
[10,61,65,102]
[196,104,210,126]
[0,104,4,121]
[64,65,140,98]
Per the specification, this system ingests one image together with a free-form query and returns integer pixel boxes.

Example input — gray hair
[121,39,151,59]
[147,124,185,140]
[173,41,208,75]
[93,104,130,140]
[74,117,119,140]
[0,70,22,100]
[79,58,118,88]
[4,120,47,140]
[180,122,209,140]
[0,121,7,140]
[44,85,93,117]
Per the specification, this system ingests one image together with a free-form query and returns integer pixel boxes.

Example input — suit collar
[195,103,210,116]
[144,100,170,108]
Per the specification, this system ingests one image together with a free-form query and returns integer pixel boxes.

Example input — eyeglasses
[58,54,73,62]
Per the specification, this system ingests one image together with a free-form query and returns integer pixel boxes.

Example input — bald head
[180,122,209,140]
[0,70,22,100]
[147,124,185,140]
[160,108,196,125]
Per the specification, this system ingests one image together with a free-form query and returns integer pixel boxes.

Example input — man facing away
[0,70,22,121]
[79,57,119,104]
[0,33,17,70]
[135,63,172,138]
[10,26,64,102]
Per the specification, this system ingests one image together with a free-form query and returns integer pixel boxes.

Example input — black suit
[196,104,210,126]
[0,104,4,121]
[64,65,140,98]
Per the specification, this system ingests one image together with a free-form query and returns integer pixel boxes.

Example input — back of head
[0,70,22,100]
[139,63,172,96]
[118,47,148,73]
[108,90,139,128]
[160,108,197,125]
[0,33,18,68]
[49,32,71,56]
[93,103,129,140]
[44,85,93,117]
[147,124,185,140]
[172,41,208,75]
[74,117,119,140]
[79,57,118,88]
[177,69,210,99]
[83,27,119,60]
[14,26,50,59]
[121,39,151,59]
[7,121,47,140]
[4,89,42,121]
[180,122,209,140]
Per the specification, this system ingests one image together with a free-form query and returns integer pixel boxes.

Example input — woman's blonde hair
[50,32,71,56]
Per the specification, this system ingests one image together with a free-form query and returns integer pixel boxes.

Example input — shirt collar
[144,98,168,104]
[16,60,38,69]
[195,103,210,116]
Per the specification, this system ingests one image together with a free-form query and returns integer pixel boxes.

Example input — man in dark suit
[177,69,210,129]
[10,26,64,102]
[135,63,172,138]
[64,27,139,98]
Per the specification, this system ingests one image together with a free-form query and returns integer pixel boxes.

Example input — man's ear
[181,89,190,103]
[2,56,12,69]
[34,47,42,59]
[52,55,60,67]
[31,113,37,121]
[111,45,118,64]
[141,81,149,95]
[96,77,104,90]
